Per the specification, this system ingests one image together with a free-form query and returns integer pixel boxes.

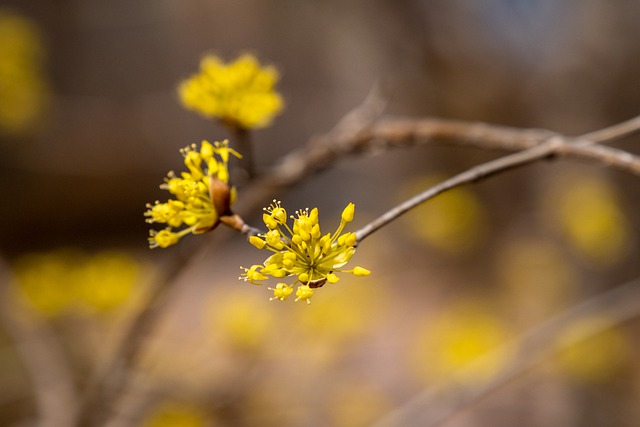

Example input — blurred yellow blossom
[178,53,283,129]
[13,249,78,316]
[297,280,380,342]
[142,401,208,427]
[145,140,243,248]
[546,173,630,267]
[292,281,383,365]
[75,251,140,313]
[13,249,140,316]
[555,317,630,384]
[402,176,486,254]
[0,9,49,135]
[411,300,510,383]
[208,292,275,351]
[496,237,577,322]
[240,201,370,303]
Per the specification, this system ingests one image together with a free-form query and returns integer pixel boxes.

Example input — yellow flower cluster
[178,53,283,129]
[145,140,241,248]
[241,201,370,303]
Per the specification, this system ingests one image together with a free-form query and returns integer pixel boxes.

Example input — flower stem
[232,126,255,182]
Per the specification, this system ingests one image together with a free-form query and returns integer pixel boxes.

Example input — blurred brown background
[1,1,640,427]
[4,0,640,253]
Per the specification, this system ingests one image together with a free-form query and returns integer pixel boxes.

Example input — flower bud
[249,235,266,249]
[352,266,371,277]
[341,203,355,223]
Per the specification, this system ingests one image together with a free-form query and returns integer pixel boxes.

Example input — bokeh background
[1,1,640,426]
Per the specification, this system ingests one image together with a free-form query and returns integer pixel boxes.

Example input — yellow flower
[178,53,284,129]
[410,300,510,384]
[13,249,140,316]
[142,401,208,427]
[208,292,275,350]
[240,201,370,303]
[12,249,78,316]
[295,284,314,304]
[401,175,486,254]
[145,139,242,248]
[76,251,140,312]
[268,282,293,301]
[546,174,630,267]
[0,9,49,135]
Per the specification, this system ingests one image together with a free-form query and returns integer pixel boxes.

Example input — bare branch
[356,114,640,153]
[556,140,640,175]
[354,141,559,243]
[233,86,386,214]
[355,124,640,243]
[579,114,640,143]
[0,256,77,427]
[357,117,554,152]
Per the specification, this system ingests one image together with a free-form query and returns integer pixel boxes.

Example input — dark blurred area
[3,0,640,253]
[1,1,640,427]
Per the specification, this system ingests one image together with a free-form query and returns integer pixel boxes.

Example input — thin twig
[349,115,640,175]
[233,85,387,213]
[354,140,559,243]
[0,255,77,427]
[579,114,640,143]
[231,126,255,182]
[556,140,640,175]
[355,125,640,243]
[371,276,640,427]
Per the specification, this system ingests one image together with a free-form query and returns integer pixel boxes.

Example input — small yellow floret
[269,283,293,301]
[241,265,268,283]
[249,235,266,249]
[150,229,179,249]
[295,285,313,304]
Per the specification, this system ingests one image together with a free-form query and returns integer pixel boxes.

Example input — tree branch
[0,256,77,427]
[355,114,640,154]
[355,119,640,243]
[354,140,559,243]
[580,114,640,143]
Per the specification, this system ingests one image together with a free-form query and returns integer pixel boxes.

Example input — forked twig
[356,118,640,243]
